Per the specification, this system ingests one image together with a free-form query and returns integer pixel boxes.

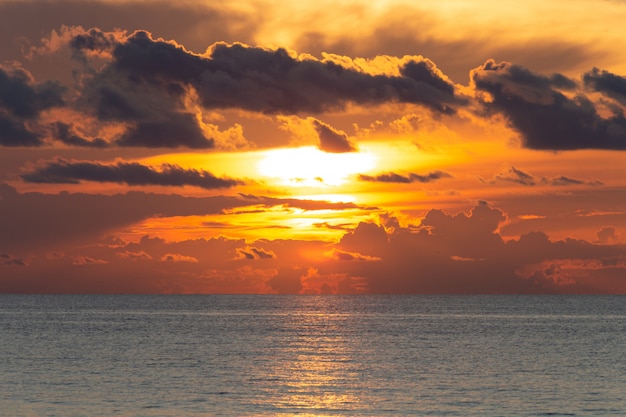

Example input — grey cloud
[72,30,461,116]
[0,67,64,119]
[115,115,215,149]
[311,119,356,153]
[472,60,626,150]
[53,122,108,148]
[495,166,536,186]
[358,170,452,183]
[492,166,603,187]
[21,159,244,189]
[583,67,626,105]
[0,114,41,146]
[0,67,65,147]
[237,247,276,260]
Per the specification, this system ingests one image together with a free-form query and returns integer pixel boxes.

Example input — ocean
[0,295,625,416]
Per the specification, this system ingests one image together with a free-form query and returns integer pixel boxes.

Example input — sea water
[0,295,625,416]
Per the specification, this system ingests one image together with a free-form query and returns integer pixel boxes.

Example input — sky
[2,0,626,294]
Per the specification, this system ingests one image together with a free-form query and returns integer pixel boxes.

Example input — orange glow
[257,146,377,186]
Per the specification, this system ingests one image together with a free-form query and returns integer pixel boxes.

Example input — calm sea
[0,295,625,416]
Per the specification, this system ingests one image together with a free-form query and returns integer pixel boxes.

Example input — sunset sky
[2,0,626,293]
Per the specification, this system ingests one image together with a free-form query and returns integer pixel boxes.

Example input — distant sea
[1,295,625,416]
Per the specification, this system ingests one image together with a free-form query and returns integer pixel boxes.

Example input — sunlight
[257,146,377,186]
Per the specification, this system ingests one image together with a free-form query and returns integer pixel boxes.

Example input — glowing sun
[258,146,377,186]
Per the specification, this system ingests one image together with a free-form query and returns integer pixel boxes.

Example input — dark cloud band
[21,159,244,189]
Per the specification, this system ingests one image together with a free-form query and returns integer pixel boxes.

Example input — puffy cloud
[21,159,245,189]
[267,267,304,294]
[2,200,625,294]
[70,29,461,116]
[0,67,65,146]
[596,226,620,244]
[115,114,214,149]
[358,170,452,183]
[0,67,65,119]
[583,68,626,105]
[471,60,626,150]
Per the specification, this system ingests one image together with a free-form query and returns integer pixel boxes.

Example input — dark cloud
[115,115,215,149]
[472,60,626,150]
[311,119,356,153]
[358,170,452,183]
[71,30,461,116]
[0,67,64,119]
[491,166,603,187]
[53,122,108,148]
[237,247,276,260]
[0,67,65,147]
[0,114,41,146]
[494,166,536,186]
[583,68,626,106]
[21,159,244,189]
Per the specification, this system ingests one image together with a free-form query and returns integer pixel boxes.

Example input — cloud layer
[21,159,244,189]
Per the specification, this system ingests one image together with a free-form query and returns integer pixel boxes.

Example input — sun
[257,146,377,186]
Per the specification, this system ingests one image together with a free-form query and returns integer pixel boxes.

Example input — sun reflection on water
[250,305,365,415]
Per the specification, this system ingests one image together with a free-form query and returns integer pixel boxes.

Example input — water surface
[1,295,625,416]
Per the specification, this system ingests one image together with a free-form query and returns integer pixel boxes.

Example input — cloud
[0,253,29,266]
[2,200,626,294]
[0,183,364,252]
[236,246,276,260]
[471,60,626,150]
[583,68,626,105]
[160,253,199,263]
[21,159,245,189]
[116,250,153,261]
[53,122,108,148]
[0,67,65,119]
[326,248,381,262]
[267,267,304,294]
[0,67,65,146]
[491,166,603,187]
[358,170,452,183]
[72,256,108,265]
[115,114,215,149]
[0,1,257,63]
[311,119,356,153]
[596,226,620,244]
[69,29,461,117]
